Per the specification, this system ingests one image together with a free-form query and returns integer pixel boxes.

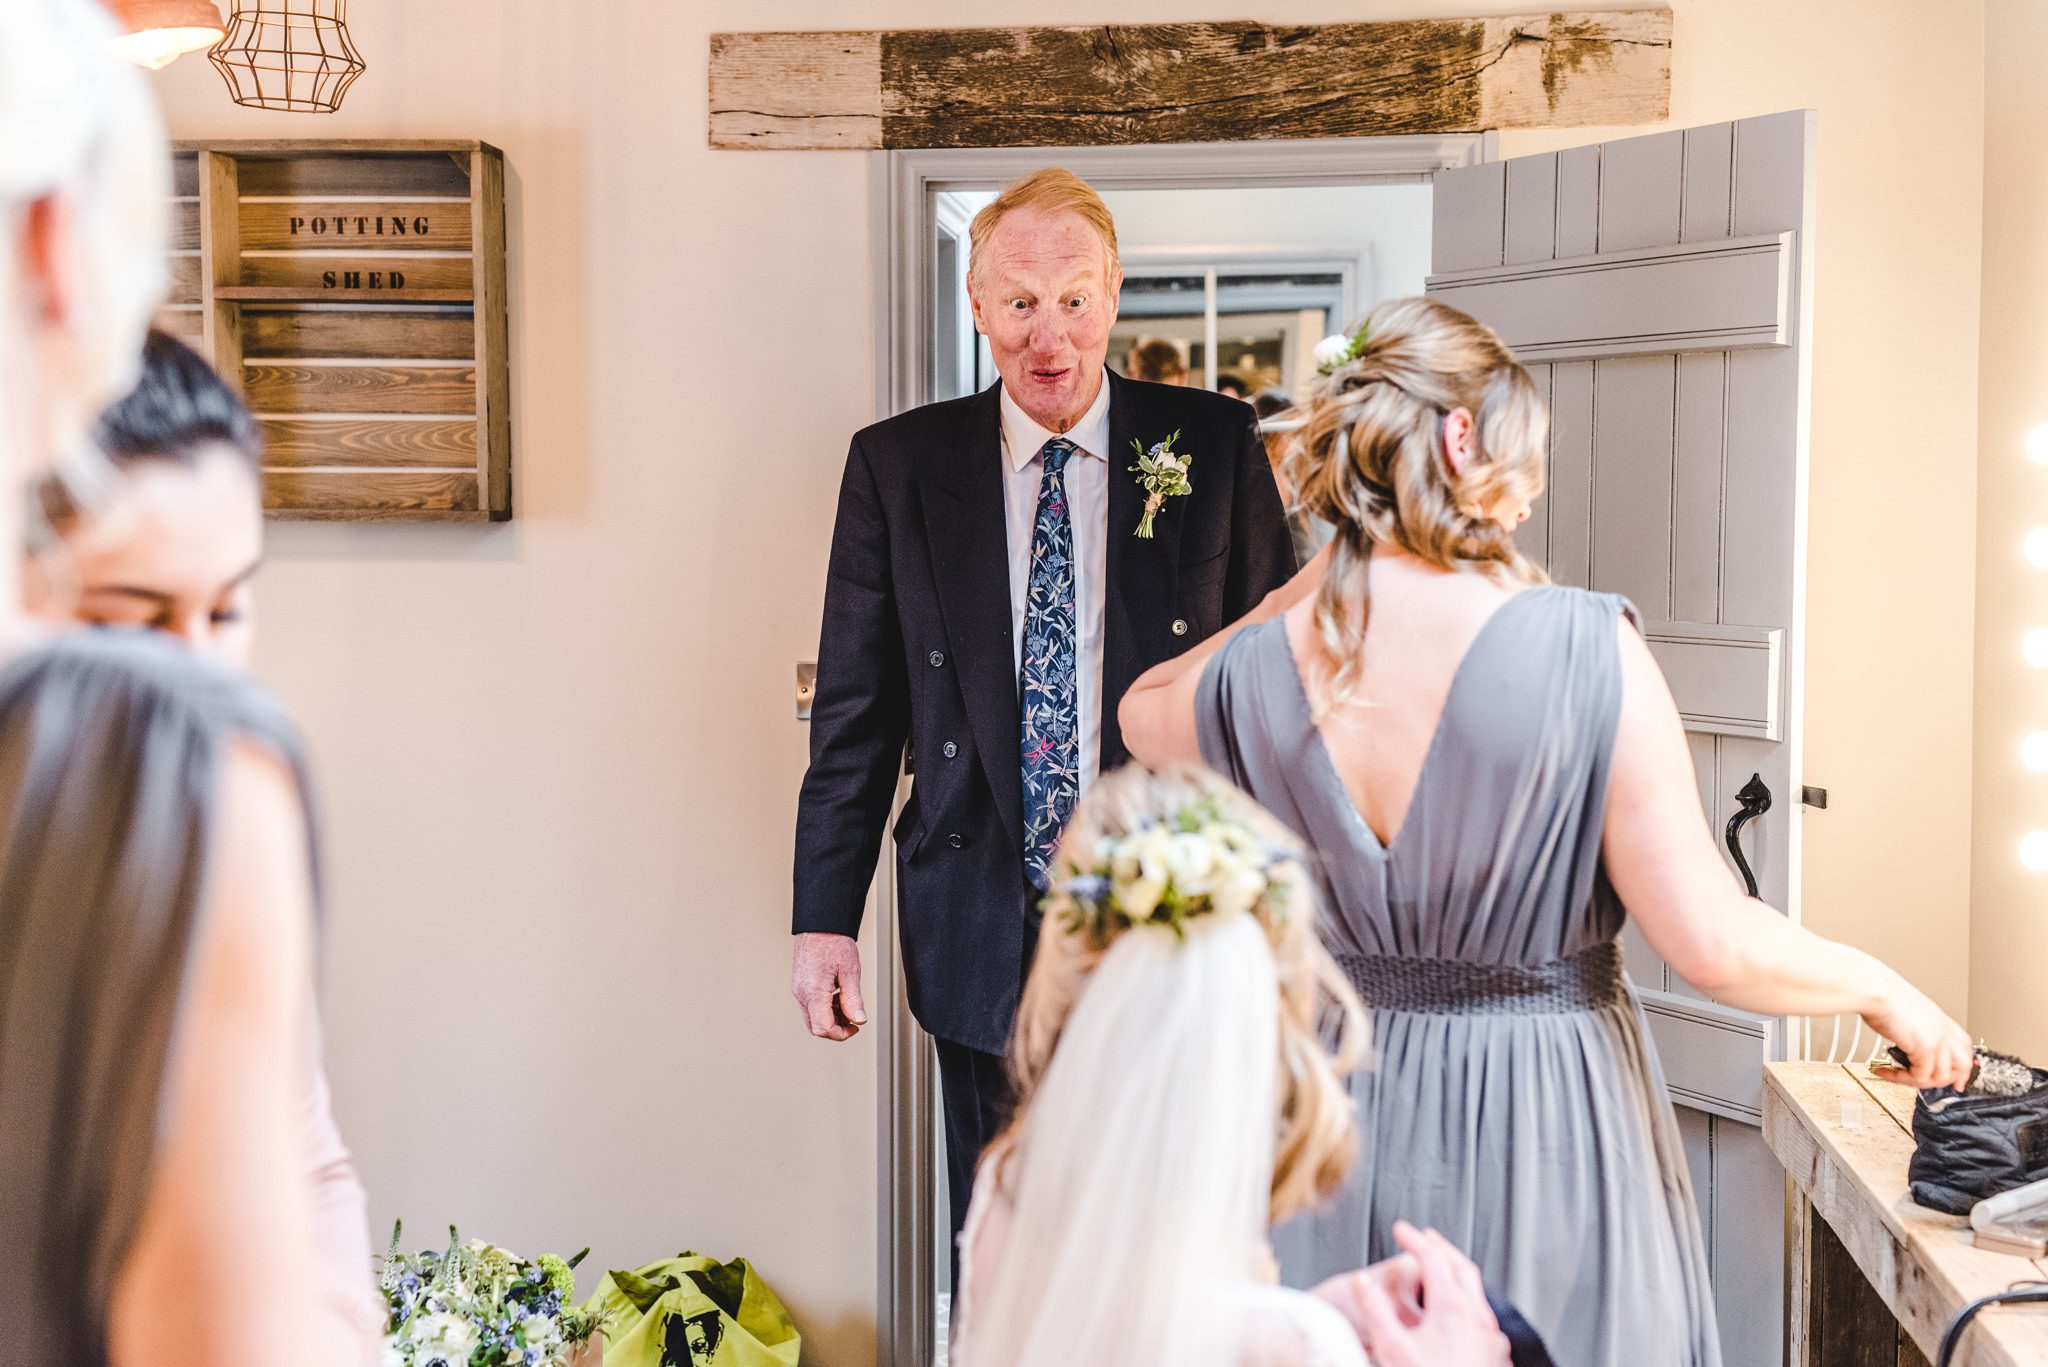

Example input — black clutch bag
[1899,1048,2048,1216]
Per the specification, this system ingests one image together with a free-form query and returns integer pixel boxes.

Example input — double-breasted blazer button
[1171,619,1189,637]
[948,832,966,849]
[942,741,959,758]
[928,650,946,668]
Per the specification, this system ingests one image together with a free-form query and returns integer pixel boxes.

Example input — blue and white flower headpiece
[1044,796,1303,943]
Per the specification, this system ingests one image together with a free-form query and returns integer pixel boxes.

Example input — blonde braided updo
[1289,296,1550,712]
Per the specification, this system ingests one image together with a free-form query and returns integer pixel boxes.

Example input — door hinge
[1800,785,1828,810]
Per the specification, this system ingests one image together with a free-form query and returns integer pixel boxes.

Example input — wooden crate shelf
[161,140,512,522]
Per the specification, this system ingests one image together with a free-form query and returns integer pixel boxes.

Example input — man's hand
[792,932,867,1041]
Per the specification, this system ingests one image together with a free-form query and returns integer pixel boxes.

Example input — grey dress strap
[0,631,317,1366]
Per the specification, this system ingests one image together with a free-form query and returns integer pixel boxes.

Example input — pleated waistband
[1334,941,1625,1016]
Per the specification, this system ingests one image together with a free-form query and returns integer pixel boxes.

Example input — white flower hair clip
[1313,321,1371,377]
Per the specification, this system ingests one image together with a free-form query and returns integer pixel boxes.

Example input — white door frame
[868,133,1490,1367]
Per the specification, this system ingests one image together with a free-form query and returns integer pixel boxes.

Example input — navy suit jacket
[792,372,1295,1052]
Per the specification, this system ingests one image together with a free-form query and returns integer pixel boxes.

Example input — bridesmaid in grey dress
[1119,296,1973,1367]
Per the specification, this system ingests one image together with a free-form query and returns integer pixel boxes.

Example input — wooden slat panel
[1431,160,1504,274]
[1663,728,1721,1002]
[1675,1106,1716,1246]
[1644,620,1783,740]
[712,12,1673,150]
[263,469,481,517]
[1620,918,1665,993]
[235,154,472,198]
[240,200,472,251]
[1681,121,1735,244]
[199,152,241,389]
[1590,354,1676,611]
[236,254,474,295]
[260,417,477,468]
[1555,144,1601,257]
[1722,113,1811,630]
[1595,126,1683,251]
[1733,110,1813,240]
[1514,362,1552,569]
[1547,360,1594,587]
[1672,353,1727,623]
[1426,232,1793,362]
[166,254,202,305]
[170,201,201,251]
[242,309,475,361]
[1641,991,1775,1123]
[245,363,476,415]
[1503,152,1558,266]
[471,147,512,519]
[1711,1119,1788,1367]
[171,153,199,198]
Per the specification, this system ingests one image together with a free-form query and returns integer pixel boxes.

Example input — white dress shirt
[1000,377,1111,790]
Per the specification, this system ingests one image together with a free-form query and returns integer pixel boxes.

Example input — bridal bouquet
[378,1224,604,1367]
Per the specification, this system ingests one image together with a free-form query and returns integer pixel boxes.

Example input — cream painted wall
[1971,0,2048,1063]
[144,3,1991,1362]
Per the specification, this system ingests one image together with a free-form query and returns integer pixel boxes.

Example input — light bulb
[2022,832,2048,872]
[2024,734,2048,771]
[2031,425,2048,464]
[2025,629,2048,667]
[2028,530,2048,567]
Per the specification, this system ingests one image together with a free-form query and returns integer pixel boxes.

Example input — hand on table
[791,932,866,1041]
[1866,978,1973,1091]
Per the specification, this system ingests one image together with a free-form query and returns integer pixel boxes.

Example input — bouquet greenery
[378,1223,604,1367]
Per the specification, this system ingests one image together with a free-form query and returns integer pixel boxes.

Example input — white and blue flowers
[1128,431,1191,538]
[1046,796,1300,941]
[378,1225,602,1367]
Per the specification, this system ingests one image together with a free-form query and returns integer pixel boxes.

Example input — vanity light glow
[2030,424,2048,464]
[2024,630,2048,668]
[2024,733,2048,773]
[2027,530,2048,568]
[2022,833,2048,873]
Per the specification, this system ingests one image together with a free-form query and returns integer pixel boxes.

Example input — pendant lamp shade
[106,0,226,71]
[209,0,365,113]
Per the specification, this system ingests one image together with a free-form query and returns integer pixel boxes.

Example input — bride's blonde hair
[988,761,1368,1228]
[1290,295,1549,710]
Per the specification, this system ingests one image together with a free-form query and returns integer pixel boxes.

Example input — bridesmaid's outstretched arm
[1602,617,1973,1092]
[1121,544,1332,764]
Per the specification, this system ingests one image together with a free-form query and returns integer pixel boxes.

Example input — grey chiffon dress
[1196,584,1720,1367]
[0,631,317,1365]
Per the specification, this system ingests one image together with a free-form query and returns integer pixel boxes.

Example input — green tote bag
[581,1254,801,1367]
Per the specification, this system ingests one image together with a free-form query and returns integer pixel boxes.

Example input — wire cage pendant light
[210,0,366,113]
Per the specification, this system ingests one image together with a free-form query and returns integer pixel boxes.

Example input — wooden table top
[1763,1062,2048,1365]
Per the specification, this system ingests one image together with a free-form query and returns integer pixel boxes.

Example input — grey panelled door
[1427,111,1815,1367]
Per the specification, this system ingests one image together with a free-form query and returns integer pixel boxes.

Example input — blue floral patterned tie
[1021,437,1080,891]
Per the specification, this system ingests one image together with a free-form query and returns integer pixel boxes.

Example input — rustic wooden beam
[709,12,1671,150]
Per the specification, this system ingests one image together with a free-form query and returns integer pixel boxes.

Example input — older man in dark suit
[791,168,1295,1259]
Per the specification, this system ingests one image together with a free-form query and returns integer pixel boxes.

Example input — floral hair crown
[1044,796,1303,943]
[1312,321,1371,377]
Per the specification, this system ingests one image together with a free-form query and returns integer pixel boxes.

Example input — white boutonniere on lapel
[1128,431,1190,539]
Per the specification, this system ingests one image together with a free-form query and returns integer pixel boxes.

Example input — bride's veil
[959,911,1281,1367]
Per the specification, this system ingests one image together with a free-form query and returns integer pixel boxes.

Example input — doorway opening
[871,134,1488,1367]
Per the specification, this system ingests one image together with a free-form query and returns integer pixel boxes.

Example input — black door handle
[1725,773,1771,898]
